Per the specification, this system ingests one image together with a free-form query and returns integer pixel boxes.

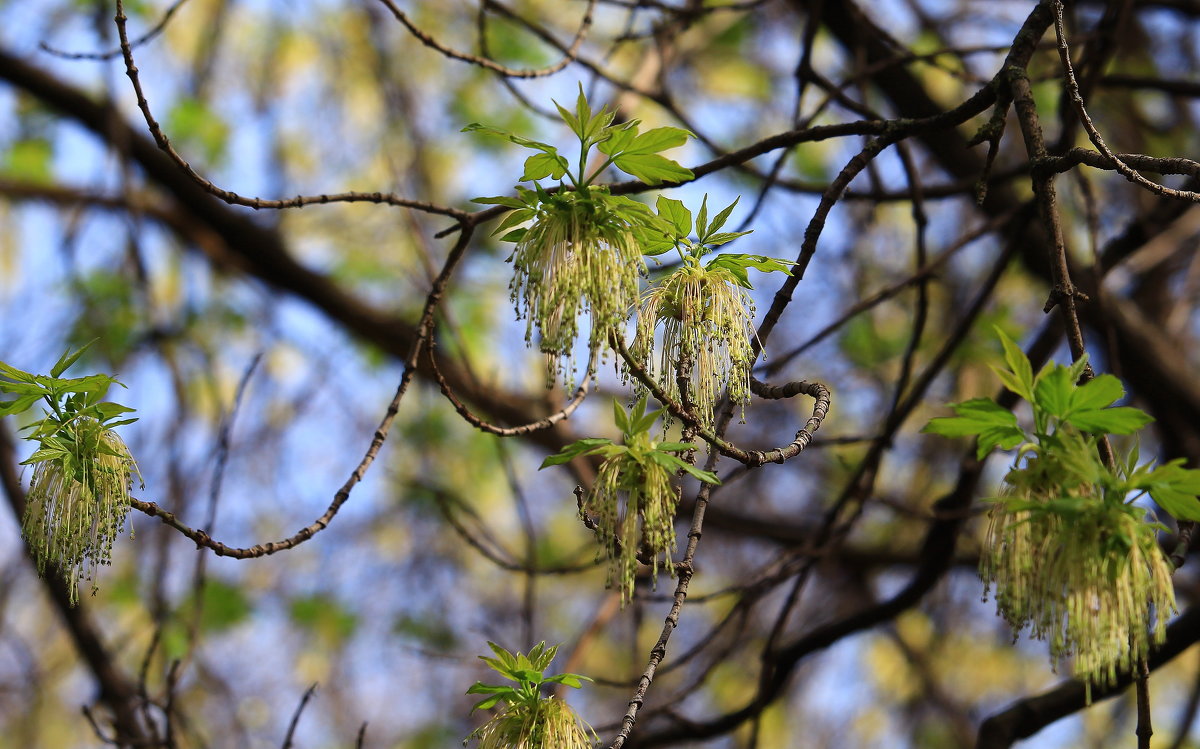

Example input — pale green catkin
[631,260,754,428]
[22,419,141,604]
[981,455,1175,695]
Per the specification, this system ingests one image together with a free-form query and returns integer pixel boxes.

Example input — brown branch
[111,2,468,219]
[375,0,596,78]
[976,605,1200,749]
[1052,1,1200,203]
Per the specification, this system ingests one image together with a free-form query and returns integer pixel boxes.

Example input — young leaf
[655,196,691,238]
[1032,365,1073,421]
[704,231,753,248]
[596,121,639,158]
[994,328,1034,402]
[1066,406,1154,435]
[922,397,1025,458]
[613,152,693,185]
[540,438,614,468]
[521,152,569,182]
[49,340,95,378]
[695,194,709,242]
[1069,374,1124,413]
[471,195,527,209]
[706,197,740,237]
[613,400,630,435]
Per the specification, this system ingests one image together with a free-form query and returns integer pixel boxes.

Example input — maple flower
[980,449,1175,695]
[631,257,755,427]
[22,419,142,604]
[470,696,594,749]
[583,429,681,604]
[510,189,643,385]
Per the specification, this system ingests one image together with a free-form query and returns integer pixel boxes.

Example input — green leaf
[923,397,1026,459]
[0,393,40,416]
[462,123,560,155]
[491,208,534,237]
[554,100,582,139]
[573,85,592,136]
[649,450,721,483]
[704,231,753,247]
[91,402,136,420]
[627,126,692,155]
[695,194,709,241]
[654,442,696,452]
[1066,406,1154,435]
[613,153,693,185]
[544,673,592,689]
[596,121,639,157]
[19,445,70,465]
[632,405,664,435]
[1033,364,1073,420]
[540,438,613,468]
[471,195,527,209]
[468,693,508,714]
[521,151,569,182]
[1069,374,1124,412]
[655,196,691,238]
[486,641,519,671]
[613,399,630,435]
[0,360,36,383]
[466,683,513,695]
[706,197,740,237]
[49,340,95,378]
[994,327,1035,402]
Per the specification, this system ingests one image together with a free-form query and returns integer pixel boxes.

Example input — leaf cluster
[1,341,138,474]
[541,397,719,486]
[464,84,693,190]
[922,328,1200,519]
[465,641,591,714]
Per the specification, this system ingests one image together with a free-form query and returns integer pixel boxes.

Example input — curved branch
[111,2,468,219]
[375,0,596,78]
[1052,1,1200,203]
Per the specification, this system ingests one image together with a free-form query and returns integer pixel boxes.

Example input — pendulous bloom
[583,429,680,604]
[980,447,1175,694]
[631,257,755,427]
[22,418,142,604]
[469,696,594,749]
[510,189,644,385]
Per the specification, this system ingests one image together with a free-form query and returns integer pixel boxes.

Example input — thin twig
[1052,1,1200,203]
[112,1,469,219]
[280,683,318,749]
[375,0,596,78]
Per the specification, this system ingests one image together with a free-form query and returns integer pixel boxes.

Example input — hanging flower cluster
[507,186,645,382]
[631,195,790,427]
[465,641,595,749]
[1,343,141,605]
[925,329,1200,693]
[542,398,719,603]
[23,418,141,604]
[981,436,1175,693]
[466,87,691,386]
